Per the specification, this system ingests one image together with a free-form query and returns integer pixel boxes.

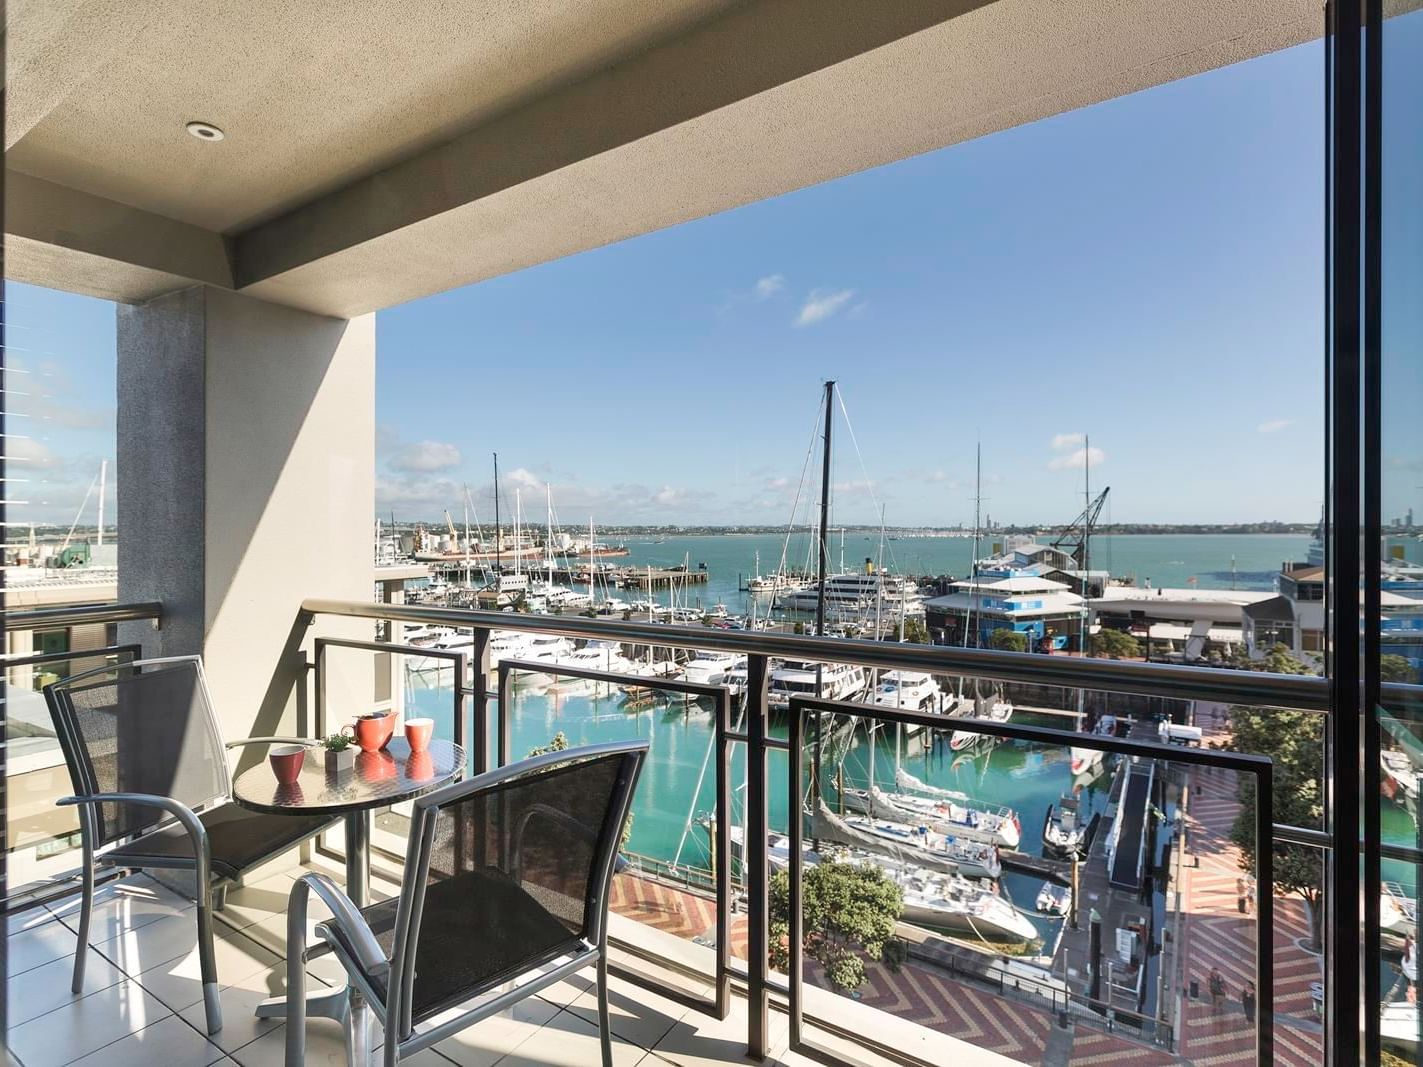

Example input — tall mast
[546,483,554,585]
[815,380,835,642]
[589,517,596,603]
[966,441,982,650]
[515,489,522,578]
[97,459,107,547]
[493,452,501,579]
[1082,435,1090,654]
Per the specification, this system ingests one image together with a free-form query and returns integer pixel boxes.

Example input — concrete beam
[233,0,989,290]
[6,172,233,300]
[7,0,1323,316]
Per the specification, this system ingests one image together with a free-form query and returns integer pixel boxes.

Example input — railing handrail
[2,600,162,633]
[304,596,1334,711]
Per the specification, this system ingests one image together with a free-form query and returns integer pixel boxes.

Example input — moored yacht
[842,785,1021,848]
[682,650,749,687]
[775,572,925,616]
[840,813,1002,879]
[948,698,1014,751]
[869,671,943,716]
[768,660,868,710]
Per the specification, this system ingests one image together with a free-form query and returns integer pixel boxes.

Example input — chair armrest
[224,736,310,749]
[57,793,212,902]
[289,873,388,977]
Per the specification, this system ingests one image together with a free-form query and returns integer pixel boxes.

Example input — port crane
[1050,487,1109,573]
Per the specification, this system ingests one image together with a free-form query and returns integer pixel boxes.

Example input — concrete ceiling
[6,0,1322,318]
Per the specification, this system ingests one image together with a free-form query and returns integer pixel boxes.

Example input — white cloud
[389,440,462,473]
[1051,432,1085,450]
[795,289,855,327]
[1048,446,1106,471]
[1257,419,1293,434]
[766,476,790,490]
[754,274,785,300]
[505,466,545,490]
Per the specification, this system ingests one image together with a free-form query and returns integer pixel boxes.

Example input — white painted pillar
[116,286,373,745]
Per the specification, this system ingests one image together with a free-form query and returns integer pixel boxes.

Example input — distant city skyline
[7,39,1326,529]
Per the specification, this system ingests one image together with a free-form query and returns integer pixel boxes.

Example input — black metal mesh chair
[285,740,648,1067]
[45,655,337,1034]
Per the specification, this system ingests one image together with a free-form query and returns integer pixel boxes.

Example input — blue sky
[8,37,1326,528]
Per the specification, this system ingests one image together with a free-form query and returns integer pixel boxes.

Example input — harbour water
[405,671,1113,946]
[605,532,1309,611]
[403,532,1416,967]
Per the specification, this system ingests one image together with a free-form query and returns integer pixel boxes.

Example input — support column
[117,286,373,744]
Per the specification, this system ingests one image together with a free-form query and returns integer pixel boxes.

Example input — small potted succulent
[320,733,356,774]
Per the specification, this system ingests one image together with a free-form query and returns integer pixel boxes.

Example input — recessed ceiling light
[185,121,224,142]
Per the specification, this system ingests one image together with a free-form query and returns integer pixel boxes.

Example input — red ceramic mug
[269,744,306,785]
[343,713,394,754]
[404,717,434,754]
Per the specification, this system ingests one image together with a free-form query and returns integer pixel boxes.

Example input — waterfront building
[1091,585,1269,660]
[923,574,1086,650]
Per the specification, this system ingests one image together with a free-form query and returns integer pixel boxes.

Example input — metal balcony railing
[302,597,1348,1067]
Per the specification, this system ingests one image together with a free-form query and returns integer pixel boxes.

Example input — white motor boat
[1381,1000,1419,1056]
[1042,796,1088,856]
[1382,882,1418,937]
[682,651,748,688]
[948,699,1013,752]
[768,660,868,710]
[843,785,1021,848]
[870,671,943,716]
[1036,882,1071,916]
[1383,748,1421,803]
[551,640,635,681]
[1070,715,1118,775]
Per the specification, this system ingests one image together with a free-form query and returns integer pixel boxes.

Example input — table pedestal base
[254,809,377,1066]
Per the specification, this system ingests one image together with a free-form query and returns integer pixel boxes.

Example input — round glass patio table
[232,737,464,908]
[232,736,463,1028]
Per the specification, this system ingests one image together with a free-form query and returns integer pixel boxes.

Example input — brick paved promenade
[607,705,1326,1064]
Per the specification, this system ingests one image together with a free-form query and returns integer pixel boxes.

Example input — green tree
[1380,654,1418,684]
[527,731,570,758]
[1227,707,1325,949]
[529,732,633,849]
[901,618,929,645]
[988,628,1028,653]
[769,861,903,993]
[1230,643,1316,676]
[1088,628,1140,660]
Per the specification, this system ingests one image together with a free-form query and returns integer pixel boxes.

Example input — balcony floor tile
[8,948,126,1026]
[62,1013,229,1067]
[6,977,173,1067]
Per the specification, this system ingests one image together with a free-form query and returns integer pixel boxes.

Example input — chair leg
[597,950,613,1067]
[347,990,376,1067]
[213,884,227,912]
[70,852,95,993]
[195,899,223,1033]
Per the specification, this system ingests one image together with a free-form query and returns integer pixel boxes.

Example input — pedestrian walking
[1242,981,1257,1024]
[1237,876,1248,914]
[1209,967,1226,1012]
[1247,881,1256,915]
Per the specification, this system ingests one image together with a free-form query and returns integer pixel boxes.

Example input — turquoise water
[406,667,1144,945]
[404,533,1336,951]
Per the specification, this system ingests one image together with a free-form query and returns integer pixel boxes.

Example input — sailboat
[948,692,1015,752]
